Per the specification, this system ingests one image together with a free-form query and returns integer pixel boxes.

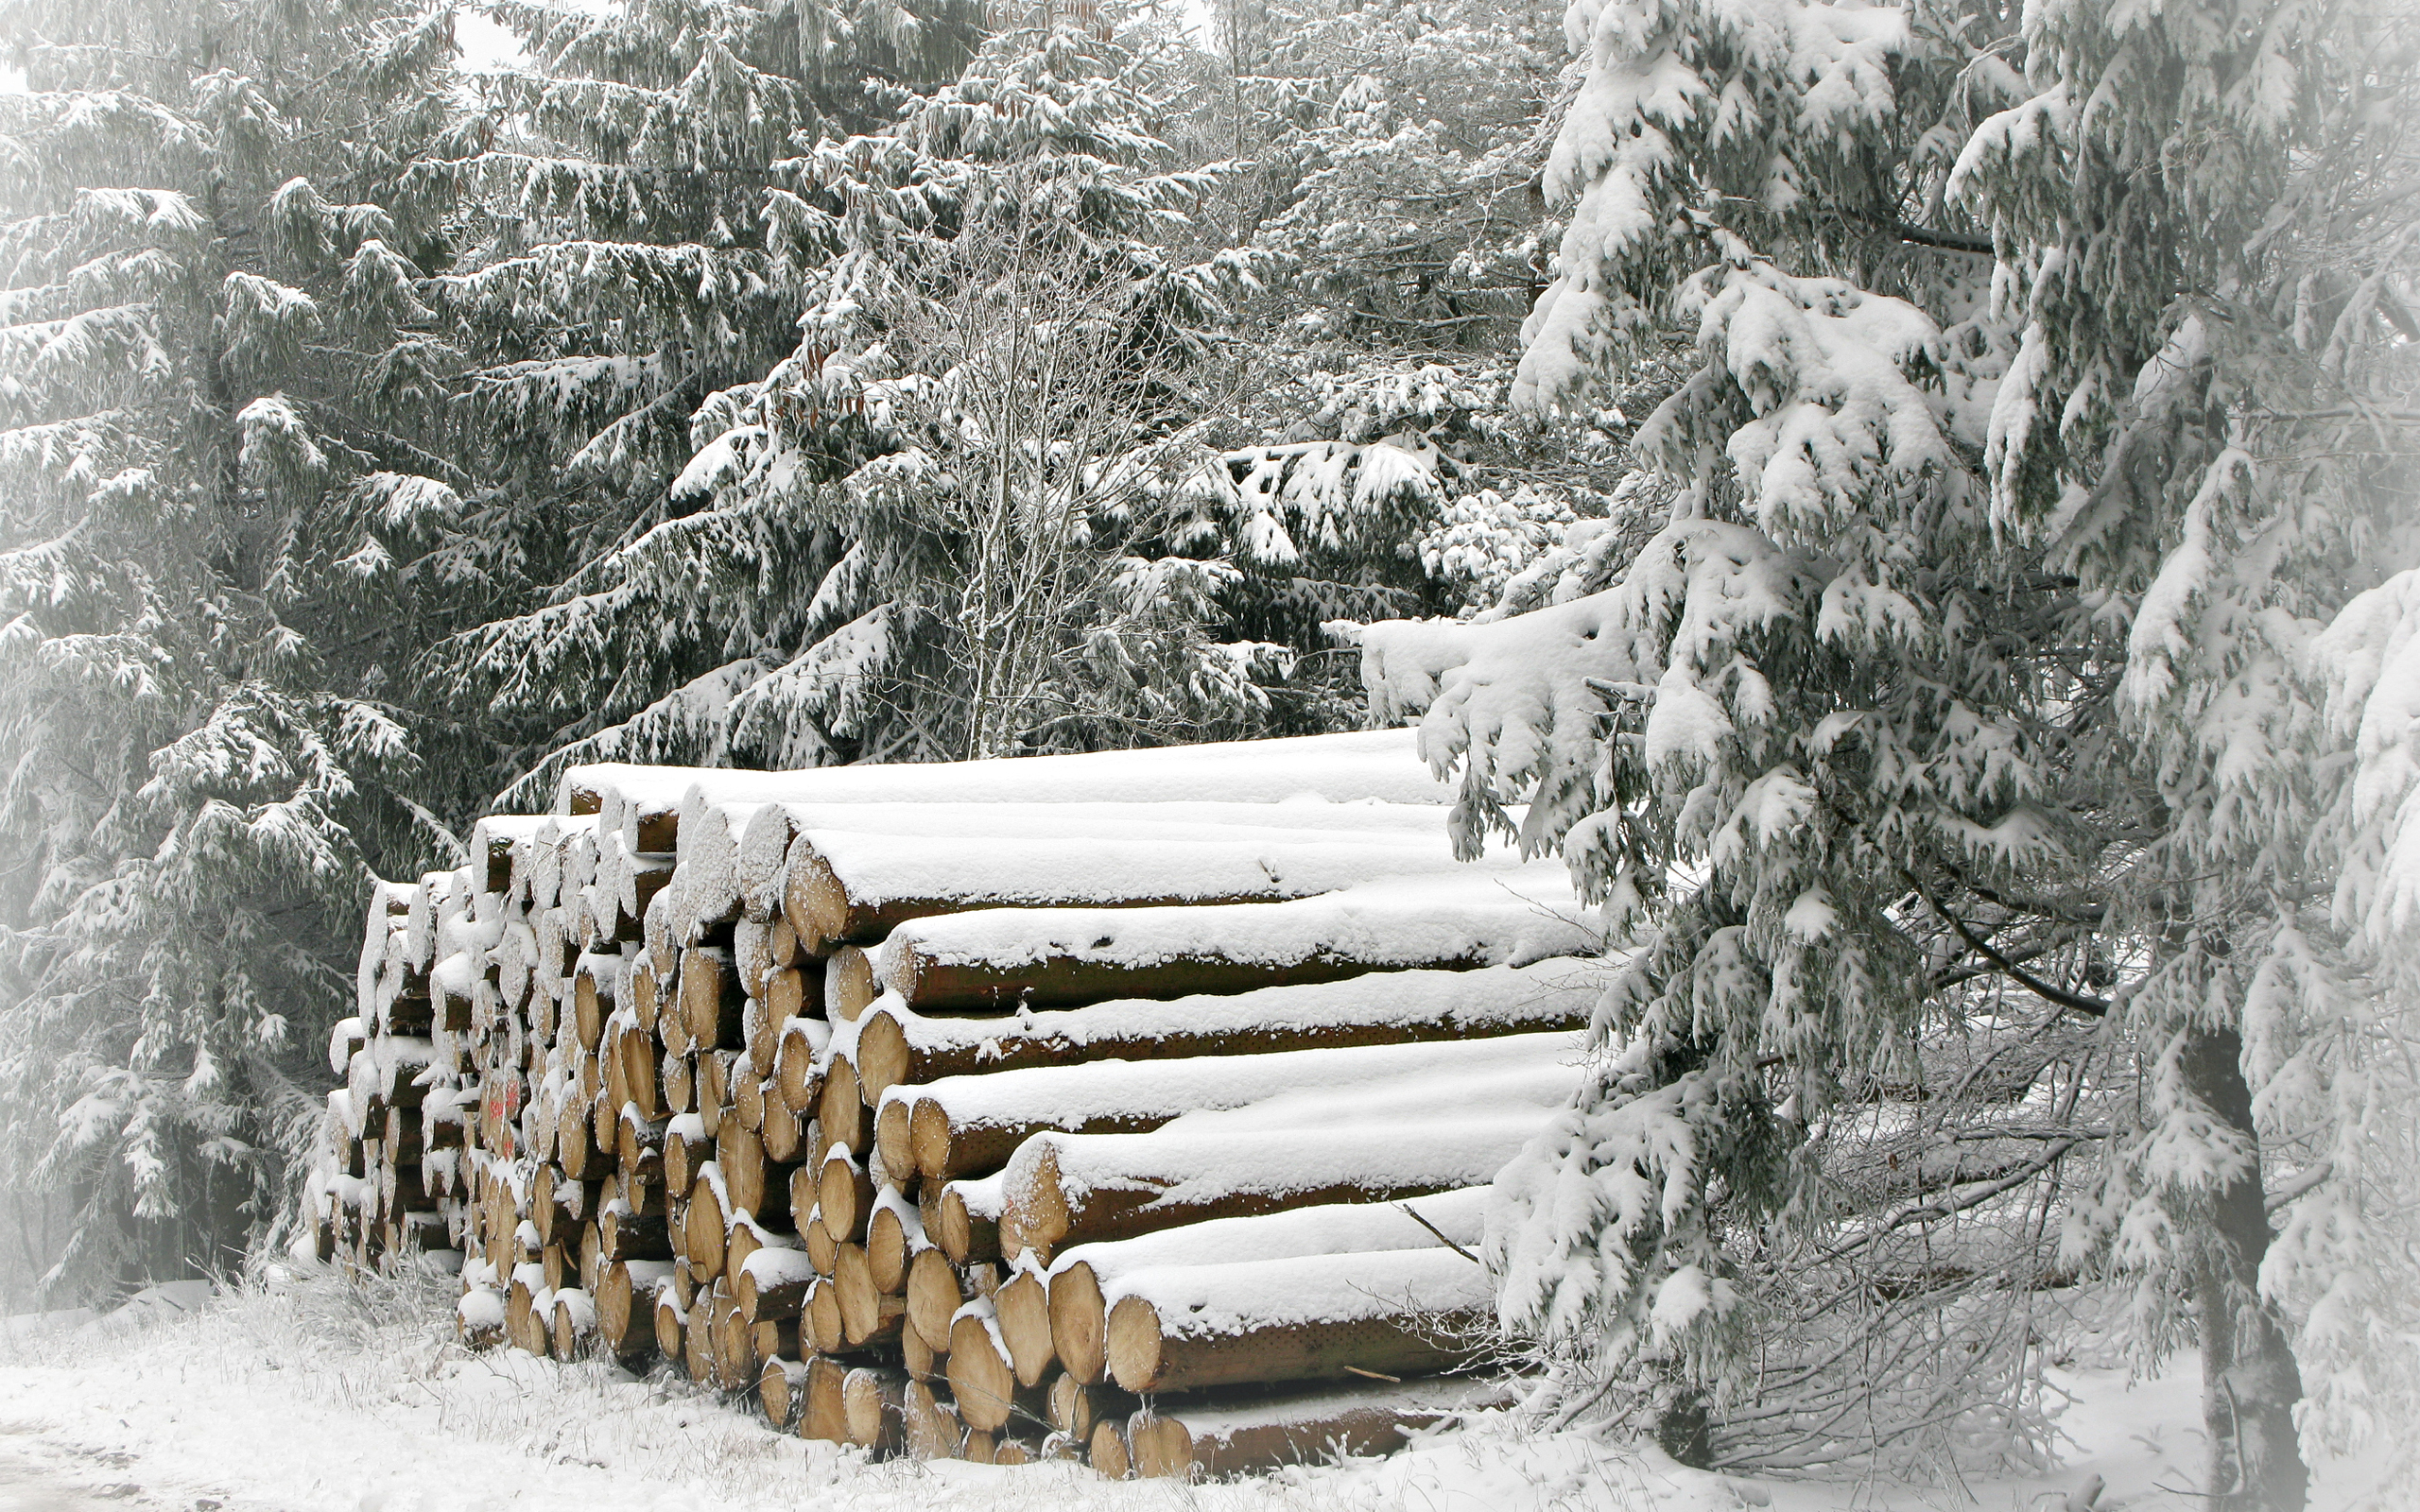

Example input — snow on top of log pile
[562,728,1455,850]
[876,865,1593,977]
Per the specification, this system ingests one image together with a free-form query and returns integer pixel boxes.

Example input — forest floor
[0,1269,2398,1512]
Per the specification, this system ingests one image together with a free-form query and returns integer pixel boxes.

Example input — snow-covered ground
[0,1270,2400,1512]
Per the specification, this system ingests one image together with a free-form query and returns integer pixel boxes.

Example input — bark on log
[1102,1247,1490,1395]
[854,959,1596,1104]
[1000,1118,1542,1263]
[875,882,1591,1014]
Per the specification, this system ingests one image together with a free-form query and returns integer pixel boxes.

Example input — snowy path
[0,1273,2397,1512]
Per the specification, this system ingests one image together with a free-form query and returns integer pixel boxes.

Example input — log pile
[304,729,1591,1480]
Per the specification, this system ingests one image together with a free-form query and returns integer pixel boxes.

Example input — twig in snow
[1396,1201,1482,1265]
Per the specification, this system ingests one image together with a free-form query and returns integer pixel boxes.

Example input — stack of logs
[308,730,1600,1479]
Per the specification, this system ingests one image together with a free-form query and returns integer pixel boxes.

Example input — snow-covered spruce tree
[396,0,984,798]
[1353,0,2416,1500]
[0,0,471,1297]
[434,6,1311,787]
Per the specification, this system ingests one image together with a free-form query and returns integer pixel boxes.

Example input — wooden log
[801,1201,838,1276]
[824,946,879,1022]
[717,1118,782,1222]
[683,1168,731,1283]
[557,1090,606,1179]
[817,1146,874,1244]
[660,1051,695,1117]
[550,1287,596,1359]
[907,1246,966,1355]
[772,1017,826,1116]
[752,1316,800,1366]
[841,1366,906,1452]
[786,831,1478,958]
[944,1299,1046,1434]
[801,1357,850,1444]
[616,1108,666,1197]
[571,956,614,1050]
[625,958,661,1037]
[1046,1373,1135,1443]
[999,1115,1546,1263]
[902,1317,941,1383]
[904,1029,1579,1184]
[598,1197,671,1262]
[903,1379,962,1460]
[733,1057,766,1134]
[1087,1417,1131,1479]
[818,1054,867,1158]
[681,946,744,1051]
[683,1287,715,1383]
[1125,1376,1494,1480]
[619,1020,665,1122]
[714,1286,759,1387]
[458,1285,507,1350]
[654,1289,686,1375]
[803,1277,846,1356]
[874,878,1590,1014]
[854,958,1597,1104]
[735,1244,817,1324]
[832,1242,904,1348]
[993,1265,1053,1387]
[873,1096,914,1189]
[865,1187,925,1294]
[662,1113,711,1196]
[1103,1246,1489,1395]
[1046,1190,1488,1383]
[505,1265,550,1355]
[760,1356,807,1432]
[597,1258,672,1358]
[930,1175,1004,1264]
[700,1049,738,1141]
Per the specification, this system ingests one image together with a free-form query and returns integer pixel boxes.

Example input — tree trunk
[2181,1027,2307,1512]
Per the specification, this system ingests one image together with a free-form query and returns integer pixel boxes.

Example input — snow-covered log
[998,1108,1555,1263]
[876,868,1593,1012]
[852,957,1599,1102]
[1046,1189,1490,1383]
[900,1030,1580,1182]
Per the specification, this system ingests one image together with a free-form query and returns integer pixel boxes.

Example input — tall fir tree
[1356,0,2417,1501]
[0,0,472,1297]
